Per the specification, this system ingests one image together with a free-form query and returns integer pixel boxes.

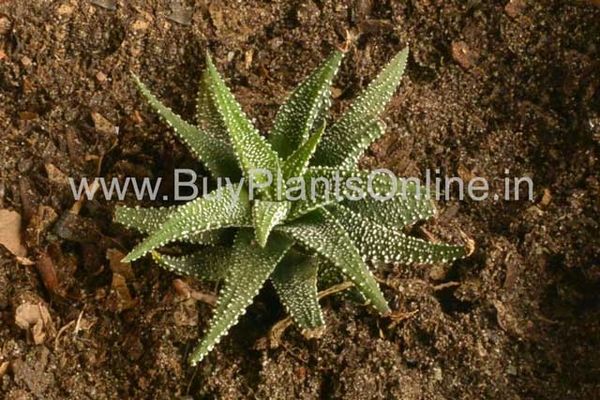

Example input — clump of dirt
[0,1,599,399]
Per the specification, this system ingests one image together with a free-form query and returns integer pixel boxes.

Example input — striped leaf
[115,205,227,245]
[289,167,399,219]
[195,70,230,143]
[340,182,435,229]
[252,200,290,247]
[151,247,230,281]
[282,121,325,180]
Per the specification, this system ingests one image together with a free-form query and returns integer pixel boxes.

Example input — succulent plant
[115,46,465,365]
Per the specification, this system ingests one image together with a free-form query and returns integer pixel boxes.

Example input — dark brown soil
[1,1,599,399]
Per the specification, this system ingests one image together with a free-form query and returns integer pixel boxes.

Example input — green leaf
[122,185,252,262]
[195,70,230,143]
[289,167,398,219]
[282,121,325,180]
[329,205,465,264]
[132,74,238,177]
[271,252,324,334]
[314,47,409,168]
[204,55,281,191]
[269,50,343,159]
[151,247,230,281]
[189,230,292,365]
[114,205,227,245]
[252,200,290,247]
[340,182,435,229]
[276,209,390,314]
[317,259,367,304]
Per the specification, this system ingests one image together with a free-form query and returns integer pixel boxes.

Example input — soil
[0,0,599,399]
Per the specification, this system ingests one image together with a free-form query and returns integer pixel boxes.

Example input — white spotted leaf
[269,50,344,159]
[313,47,409,168]
[204,54,281,194]
[151,247,231,281]
[271,252,324,333]
[276,209,390,314]
[252,200,290,247]
[189,230,292,365]
[132,74,238,177]
[121,184,252,262]
[329,205,465,264]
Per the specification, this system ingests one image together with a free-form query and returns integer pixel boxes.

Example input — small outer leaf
[271,252,324,334]
[329,205,465,264]
[114,205,226,245]
[122,185,251,262]
[276,209,390,314]
[204,55,281,191]
[314,47,409,168]
[151,247,230,281]
[252,200,290,247]
[189,230,292,365]
[282,121,325,180]
[269,50,344,159]
[131,74,238,177]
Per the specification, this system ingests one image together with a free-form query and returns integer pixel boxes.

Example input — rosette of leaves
[115,46,465,365]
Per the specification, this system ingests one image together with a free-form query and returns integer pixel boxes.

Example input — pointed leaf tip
[253,200,290,247]
[204,53,282,194]
[269,50,344,158]
[188,230,291,365]
[314,46,410,168]
[131,73,238,177]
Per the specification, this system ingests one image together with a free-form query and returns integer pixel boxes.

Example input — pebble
[505,0,527,18]
[0,17,11,35]
[451,41,477,70]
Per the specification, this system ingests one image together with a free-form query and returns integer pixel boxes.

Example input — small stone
[131,19,149,31]
[0,209,27,257]
[451,41,477,70]
[244,49,254,69]
[505,0,527,18]
[95,71,107,82]
[15,301,55,344]
[44,163,68,185]
[57,3,75,16]
[429,264,447,281]
[0,17,12,35]
[539,188,552,207]
[167,3,193,26]
[90,0,116,10]
[433,366,443,382]
[0,361,8,378]
[331,87,342,99]
[20,56,32,67]
[91,111,116,136]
